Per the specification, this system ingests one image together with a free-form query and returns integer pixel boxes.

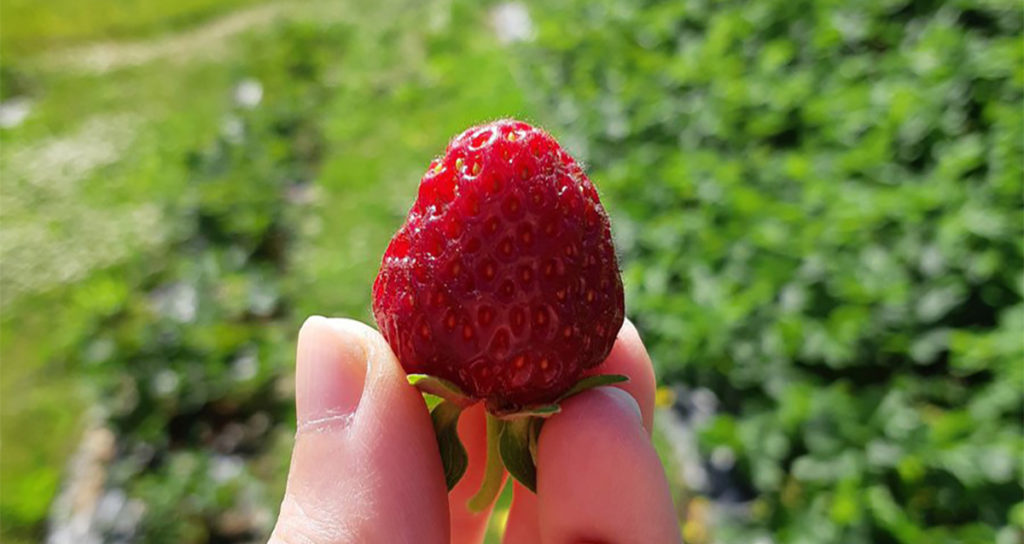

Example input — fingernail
[597,386,644,427]
[295,316,368,427]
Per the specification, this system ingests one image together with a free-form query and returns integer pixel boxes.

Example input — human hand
[269,316,680,544]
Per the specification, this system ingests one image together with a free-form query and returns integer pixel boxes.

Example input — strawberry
[371,119,625,498]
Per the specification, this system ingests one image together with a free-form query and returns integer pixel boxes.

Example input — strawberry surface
[372,119,624,412]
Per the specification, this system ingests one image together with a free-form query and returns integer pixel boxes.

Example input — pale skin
[269,316,682,544]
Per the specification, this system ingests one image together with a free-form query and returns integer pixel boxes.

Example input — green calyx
[408,372,629,513]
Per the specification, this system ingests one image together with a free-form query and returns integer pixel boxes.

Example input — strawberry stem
[467,413,505,513]
[408,374,475,408]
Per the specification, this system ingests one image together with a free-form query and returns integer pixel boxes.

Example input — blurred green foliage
[1,0,1021,542]
[47,22,343,541]
[0,48,245,544]
[3,1,531,540]
[517,0,1023,542]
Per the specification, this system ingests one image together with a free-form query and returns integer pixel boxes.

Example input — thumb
[270,317,450,544]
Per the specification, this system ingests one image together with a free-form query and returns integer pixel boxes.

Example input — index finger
[583,318,657,433]
[503,318,664,544]
[535,387,680,543]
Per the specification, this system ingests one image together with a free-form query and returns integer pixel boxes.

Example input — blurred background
[1,0,1021,542]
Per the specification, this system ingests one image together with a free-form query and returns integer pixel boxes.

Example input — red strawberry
[371,120,626,498]
[372,119,624,413]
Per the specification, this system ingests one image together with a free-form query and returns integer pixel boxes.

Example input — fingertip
[536,387,680,544]
[588,317,657,433]
[295,316,369,427]
[620,315,640,340]
[540,387,646,454]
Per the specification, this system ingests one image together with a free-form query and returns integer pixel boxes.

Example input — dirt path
[37,0,336,74]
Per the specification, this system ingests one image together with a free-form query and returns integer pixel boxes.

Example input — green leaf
[499,418,538,492]
[430,400,468,490]
[467,414,506,513]
[422,392,443,411]
[408,374,474,407]
[557,374,629,401]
